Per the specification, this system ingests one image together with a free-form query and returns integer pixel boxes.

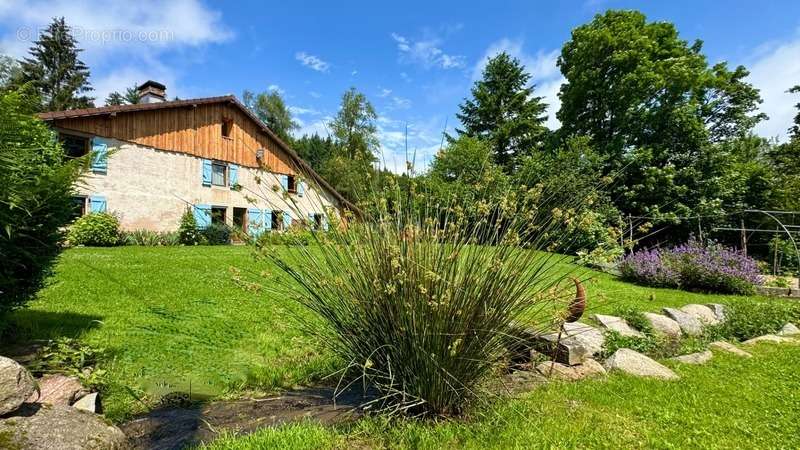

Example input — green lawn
[203,342,800,449]
[3,246,794,434]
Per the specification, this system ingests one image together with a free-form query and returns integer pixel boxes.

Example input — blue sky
[2,0,800,171]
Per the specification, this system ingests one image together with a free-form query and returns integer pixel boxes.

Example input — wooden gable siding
[51,103,296,174]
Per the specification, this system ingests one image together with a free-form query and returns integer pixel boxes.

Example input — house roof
[38,95,358,214]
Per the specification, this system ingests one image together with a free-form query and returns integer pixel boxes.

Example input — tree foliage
[243,89,298,143]
[457,52,549,173]
[0,90,85,318]
[105,84,140,106]
[0,55,21,90]
[558,10,764,164]
[789,85,800,141]
[293,133,335,172]
[556,10,766,229]
[329,87,379,162]
[12,17,94,111]
[426,135,509,209]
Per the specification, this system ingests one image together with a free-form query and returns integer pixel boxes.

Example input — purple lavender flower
[619,238,762,294]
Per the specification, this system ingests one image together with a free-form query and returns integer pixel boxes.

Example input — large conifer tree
[457,52,549,173]
[16,17,94,111]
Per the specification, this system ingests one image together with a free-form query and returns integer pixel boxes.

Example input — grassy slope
[3,246,785,422]
[203,343,800,449]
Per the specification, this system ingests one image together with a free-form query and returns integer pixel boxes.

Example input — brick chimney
[137,80,167,103]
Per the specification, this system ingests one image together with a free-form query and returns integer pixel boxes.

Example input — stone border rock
[0,356,126,449]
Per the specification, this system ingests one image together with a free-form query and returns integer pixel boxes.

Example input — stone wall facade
[77,138,341,232]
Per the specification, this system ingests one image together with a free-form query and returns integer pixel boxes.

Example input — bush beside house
[67,213,120,247]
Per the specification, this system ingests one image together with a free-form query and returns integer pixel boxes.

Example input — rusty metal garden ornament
[565,278,586,323]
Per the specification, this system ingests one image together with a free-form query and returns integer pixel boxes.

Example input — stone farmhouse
[38,81,352,235]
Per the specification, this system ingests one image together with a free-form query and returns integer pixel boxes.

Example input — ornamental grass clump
[259,172,598,417]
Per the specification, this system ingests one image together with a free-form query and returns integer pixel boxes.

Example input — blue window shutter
[202,160,212,186]
[308,213,314,224]
[229,164,238,187]
[89,196,107,213]
[194,204,211,229]
[297,181,304,197]
[91,138,108,173]
[264,210,272,230]
[247,208,262,236]
[283,211,291,230]
[280,174,289,191]
[323,215,329,231]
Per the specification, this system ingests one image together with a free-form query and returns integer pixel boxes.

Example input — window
[211,206,227,225]
[222,118,233,138]
[211,162,226,186]
[70,196,86,220]
[272,210,283,230]
[312,213,323,230]
[287,175,297,193]
[60,134,89,158]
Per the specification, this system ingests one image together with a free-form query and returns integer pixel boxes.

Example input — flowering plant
[620,238,762,295]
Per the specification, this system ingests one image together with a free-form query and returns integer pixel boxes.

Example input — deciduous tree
[243,89,298,143]
[329,87,379,162]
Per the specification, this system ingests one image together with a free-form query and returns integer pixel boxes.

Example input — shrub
[619,248,680,288]
[201,223,230,245]
[121,229,179,246]
[178,208,202,245]
[0,90,85,316]
[705,300,800,342]
[671,240,762,295]
[620,239,761,295]
[67,213,120,246]
[255,229,312,247]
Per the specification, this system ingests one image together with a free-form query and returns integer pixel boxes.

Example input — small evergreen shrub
[121,229,179,246]
[619,239,761,295]
[67,213,120,246]
[201,223,230,245]
[178,209,202,245]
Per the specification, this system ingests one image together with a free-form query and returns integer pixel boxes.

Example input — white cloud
[0,0,231,104]
[351,69,358,76]
[288,105,320,116]
[93,66,177,105]
[391,32,465,70]
[295,51,330,72]
[378,88,392,98]
[389,96,411,110]
[473,38,564,129]
[376,114,451,173]
[748,32,800,141]
[308,91,321,99]
[293,115,332,139]
[267,84,283,94]
[0,0,231,59]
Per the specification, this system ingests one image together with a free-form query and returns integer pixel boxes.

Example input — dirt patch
[121,386,373,450]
